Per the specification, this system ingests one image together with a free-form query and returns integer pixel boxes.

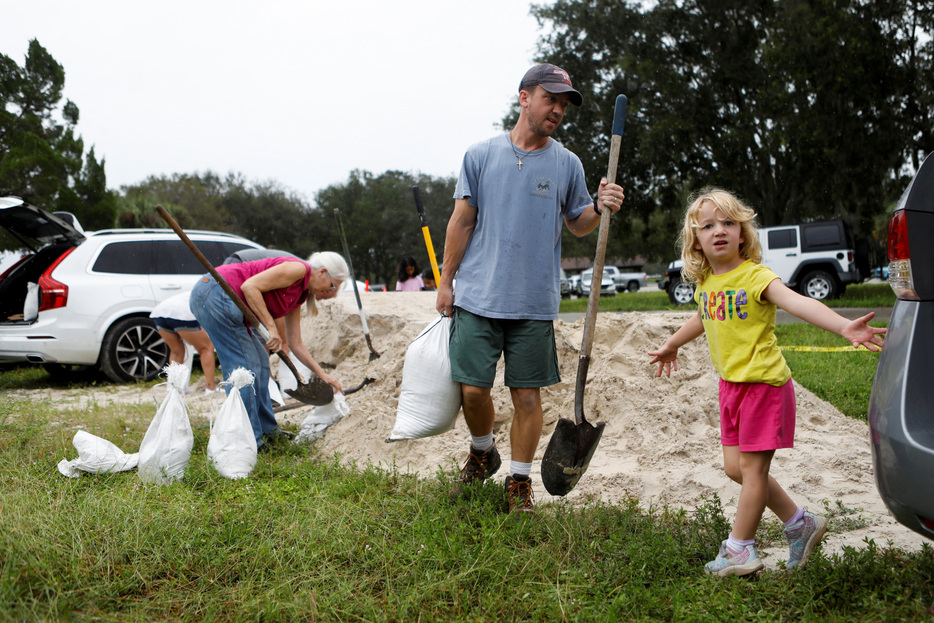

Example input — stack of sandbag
[138,362,194,484]
[388,316,461,441]
[207,368,258,479]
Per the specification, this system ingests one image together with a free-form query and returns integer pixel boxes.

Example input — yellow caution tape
[781,345,868,352]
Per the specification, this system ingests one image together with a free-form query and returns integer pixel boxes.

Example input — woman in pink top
[395,256,425,292]
[190,252,349,448]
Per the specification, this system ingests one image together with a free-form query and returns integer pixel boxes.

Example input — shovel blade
[540,417,606,496]
[285,376,334,406]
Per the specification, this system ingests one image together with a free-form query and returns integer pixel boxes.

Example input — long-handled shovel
[333,208,380,361]
[541,95,628,497]
[410,186,442,287]
[156,205,334,406]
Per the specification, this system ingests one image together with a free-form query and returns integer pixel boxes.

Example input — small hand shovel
[157,205,333,406]
[541,95,628,497]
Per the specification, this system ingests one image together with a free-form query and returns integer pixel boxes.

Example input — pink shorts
[719,378,796,452]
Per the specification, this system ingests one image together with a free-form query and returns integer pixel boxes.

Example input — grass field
[2,283,932,621]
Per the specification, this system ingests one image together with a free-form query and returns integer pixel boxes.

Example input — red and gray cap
[519,63,583,106]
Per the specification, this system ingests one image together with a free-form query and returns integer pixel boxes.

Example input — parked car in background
[868,151,934,541]
[0,197,264,382]
[580,267,617,296]
[568,273,582,297]
[600,265,648,292]
[658,219,860,305]
[559,268,570,298]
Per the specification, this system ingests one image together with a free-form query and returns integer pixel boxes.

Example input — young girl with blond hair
[649,187,886,576]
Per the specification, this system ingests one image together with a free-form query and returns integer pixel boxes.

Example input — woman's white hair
[305,251,350,316]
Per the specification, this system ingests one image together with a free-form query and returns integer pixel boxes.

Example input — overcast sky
[3,1,545,204]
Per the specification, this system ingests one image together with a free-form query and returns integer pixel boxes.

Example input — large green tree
[311,170,457,286]
[0,39,116,230]
[527,0,934,262]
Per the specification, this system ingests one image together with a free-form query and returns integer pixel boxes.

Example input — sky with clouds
[3,0,546,204]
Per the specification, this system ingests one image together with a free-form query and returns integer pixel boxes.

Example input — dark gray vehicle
[868,151,934,540]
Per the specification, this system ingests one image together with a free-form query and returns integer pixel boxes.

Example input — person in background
[436,63,625,513]
[648,187,886,576]
[395,256,424,292]
[190,252,349,449]
[150,291,217,394]
[421,268,437,291]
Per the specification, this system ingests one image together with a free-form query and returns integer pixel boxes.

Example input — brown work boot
[505,474,534,513]
[451,443,502,496]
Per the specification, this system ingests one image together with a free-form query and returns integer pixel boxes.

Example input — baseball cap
[519,63,583,106]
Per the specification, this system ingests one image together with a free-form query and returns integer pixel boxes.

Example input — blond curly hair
[678,187,762,285]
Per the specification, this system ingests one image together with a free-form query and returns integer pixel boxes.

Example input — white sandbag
[268,377,285,407]
[138,363,194,484]
[57,430,139,478]
[207,368,258,479]
[295,393,350,444]
[278,355,312,394]
[23,282,38,322]
[388,316,461,441]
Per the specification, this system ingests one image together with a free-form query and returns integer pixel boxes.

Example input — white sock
[471,433,494,452]
[510,460,532,477]
[727,534,755,553]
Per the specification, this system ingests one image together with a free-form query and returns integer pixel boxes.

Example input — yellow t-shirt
[694,260,791,386]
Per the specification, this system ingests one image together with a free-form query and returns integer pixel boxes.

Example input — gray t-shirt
[453,133,592,320]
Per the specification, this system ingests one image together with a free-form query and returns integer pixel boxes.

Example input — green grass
[560,282,896,314]
[2,393,932,621]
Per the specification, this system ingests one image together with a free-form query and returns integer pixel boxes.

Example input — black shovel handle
[575,95,628,425]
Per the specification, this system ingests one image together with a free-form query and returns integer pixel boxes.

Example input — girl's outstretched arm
[648,310,705,376]
[764,279,887,351]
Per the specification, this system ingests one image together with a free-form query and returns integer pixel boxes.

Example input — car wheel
[100,317,169,383]
[627,281,639,292]
[668,277,695,305]
[799,270,837,300]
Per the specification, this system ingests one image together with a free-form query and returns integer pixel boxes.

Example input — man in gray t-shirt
[436,63,625,513]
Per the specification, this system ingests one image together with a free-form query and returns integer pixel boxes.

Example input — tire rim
[114,324,167,380]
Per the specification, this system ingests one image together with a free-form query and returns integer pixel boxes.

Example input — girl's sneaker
[784,510,827,569]
[704,540,764,577]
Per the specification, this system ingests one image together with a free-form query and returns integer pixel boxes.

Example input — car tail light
[37,247,76,311]
[887,210,918,301]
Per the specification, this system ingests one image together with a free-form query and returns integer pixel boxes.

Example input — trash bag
[388,316,461,441]
[208,368,258,479]
[295,393,350,444]
[138,362,194,484]
[57,430,139,478]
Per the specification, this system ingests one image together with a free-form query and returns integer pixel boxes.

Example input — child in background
[648,188,886,576]
[395,256,424,292]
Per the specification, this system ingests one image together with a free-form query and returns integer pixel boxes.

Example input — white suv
[0,197,264,382]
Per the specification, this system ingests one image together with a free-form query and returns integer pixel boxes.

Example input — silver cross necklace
[508,132,530,171]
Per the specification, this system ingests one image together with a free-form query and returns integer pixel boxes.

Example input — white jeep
[659,220,861,305]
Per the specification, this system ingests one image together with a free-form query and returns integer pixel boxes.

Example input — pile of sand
[24,290,928,566]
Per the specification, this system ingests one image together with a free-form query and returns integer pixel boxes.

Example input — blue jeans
[190,276,278,446]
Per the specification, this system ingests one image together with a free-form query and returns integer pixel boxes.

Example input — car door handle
[786,253,797,257]
[159,285,183,290]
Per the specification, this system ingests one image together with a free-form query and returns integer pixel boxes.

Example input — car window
[151,240,216,275]
[92,241,153,274]
[767,229,797,250]
[801,224,843,251]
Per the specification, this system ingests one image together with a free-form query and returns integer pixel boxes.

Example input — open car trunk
[0,197,85,325]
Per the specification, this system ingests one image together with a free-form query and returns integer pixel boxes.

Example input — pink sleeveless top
[215,257,311,319]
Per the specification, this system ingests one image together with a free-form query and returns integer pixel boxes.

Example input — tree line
[3,0,933,278]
